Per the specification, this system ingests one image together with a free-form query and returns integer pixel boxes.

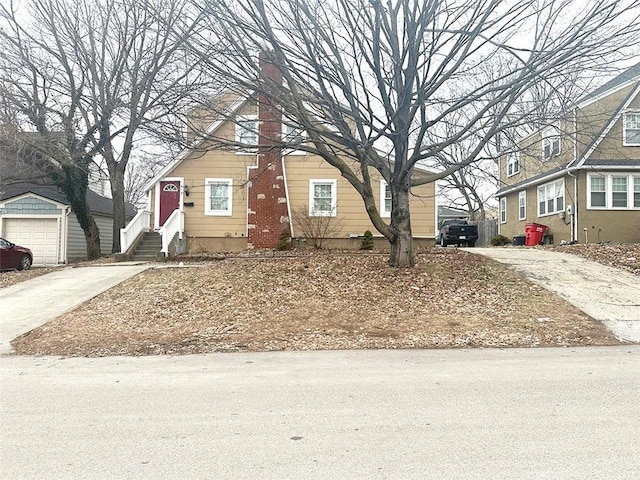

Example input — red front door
[159,180,181,226]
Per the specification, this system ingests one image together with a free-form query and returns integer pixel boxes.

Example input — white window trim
[542,126,561,161]
[507,151,520,177]
[309,179,337,217]
[205,178,233,216]
[499,197,507,224]
[235,115,258,155]
[537,179,564,217]
[587,174,607,209]
[587,173,640,210]
[380,180,392,218]
[518,190,526,220]
[282,122,307,156]
[622,111,640,146]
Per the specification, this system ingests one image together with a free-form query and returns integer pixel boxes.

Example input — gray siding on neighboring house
[66,215,87,259]
[95,214,114,254]
[67,213,115,259]
[0,197,63,216]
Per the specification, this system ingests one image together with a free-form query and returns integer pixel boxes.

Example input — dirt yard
[10,247,628,357]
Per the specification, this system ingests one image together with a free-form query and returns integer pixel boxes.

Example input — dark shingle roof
[582,158,640,167]
[0,182,136,217]
[578,62,640,105]
[495,165,566,196]
[437,206,472,218]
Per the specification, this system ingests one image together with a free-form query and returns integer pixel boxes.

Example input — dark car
[0,237,33,271]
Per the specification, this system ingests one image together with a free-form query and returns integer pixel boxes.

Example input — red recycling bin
[524,223,547,246]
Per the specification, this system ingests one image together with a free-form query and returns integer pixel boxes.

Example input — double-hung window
[589,173,640,209]
[282,122,306,154]
[589,176,606,207]
[506,152,520,176]
[542,127,561,161]
[518,191,526,220]
[612,176,628,208]
[380,180,392,217]
[309,179,337,216]
[235,115,258,153]
[205,178,232,216]
[538,179,564,216]
[623,112,640,146]
[499,197,507,224]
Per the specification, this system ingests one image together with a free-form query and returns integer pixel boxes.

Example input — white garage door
[3,218,60,266]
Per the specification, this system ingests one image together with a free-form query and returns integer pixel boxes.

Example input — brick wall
[247,52,290,249]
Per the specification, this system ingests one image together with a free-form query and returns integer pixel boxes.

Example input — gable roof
[146,93,438,192]
[144,97,249,192]
[1,181,136,217]
[571,81,640,169]
[577,62,640,108]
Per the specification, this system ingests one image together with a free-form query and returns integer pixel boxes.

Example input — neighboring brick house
[496,63,640,244]
[138,89,437,254]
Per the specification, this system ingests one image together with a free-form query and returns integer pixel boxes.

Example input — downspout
[567,170,578,242]
[282,157,294,238]
[567,109,579,242]
[62,206,70,264]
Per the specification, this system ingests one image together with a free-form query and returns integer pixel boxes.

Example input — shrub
[275,229,292,251]
[490,234,511,246]
[360,230,374,250]
[293,205,344,249]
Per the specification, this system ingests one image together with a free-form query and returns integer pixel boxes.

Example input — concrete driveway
[0,263,151,354]
[467,247,640,342]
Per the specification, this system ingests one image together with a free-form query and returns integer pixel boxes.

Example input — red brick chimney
[247,51,290,249]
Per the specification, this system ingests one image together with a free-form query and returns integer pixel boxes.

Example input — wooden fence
[472,219,498,246]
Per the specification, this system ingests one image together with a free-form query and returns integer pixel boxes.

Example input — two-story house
[496,63,640,245]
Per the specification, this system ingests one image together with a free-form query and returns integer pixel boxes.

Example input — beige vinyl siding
[168,135,253,238]
[285,156,435,238]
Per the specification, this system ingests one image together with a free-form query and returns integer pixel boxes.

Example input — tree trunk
[55,162,102,260]
[388,184,415,268]
[109,162,126,253]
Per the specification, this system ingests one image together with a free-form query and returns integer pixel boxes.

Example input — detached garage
[3,217,61,266]
[0,183,135,266]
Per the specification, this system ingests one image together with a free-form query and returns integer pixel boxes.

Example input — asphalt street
[1,347,639,479]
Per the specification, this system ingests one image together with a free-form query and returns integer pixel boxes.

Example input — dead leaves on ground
[11,248,623,356]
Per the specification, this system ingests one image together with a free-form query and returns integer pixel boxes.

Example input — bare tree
[186,0,639,267]
[0,0,213,255]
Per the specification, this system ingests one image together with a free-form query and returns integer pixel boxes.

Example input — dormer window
[282,122,306,155]
[542,127,560,160]
[506,151,520,176]
[623,112,640,146]
[235,115,258,153]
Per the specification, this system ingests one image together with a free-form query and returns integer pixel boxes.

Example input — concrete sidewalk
[0,263,152,354]
[467,247,640,342]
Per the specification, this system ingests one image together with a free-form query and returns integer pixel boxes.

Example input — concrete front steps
[130,232,163,262]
